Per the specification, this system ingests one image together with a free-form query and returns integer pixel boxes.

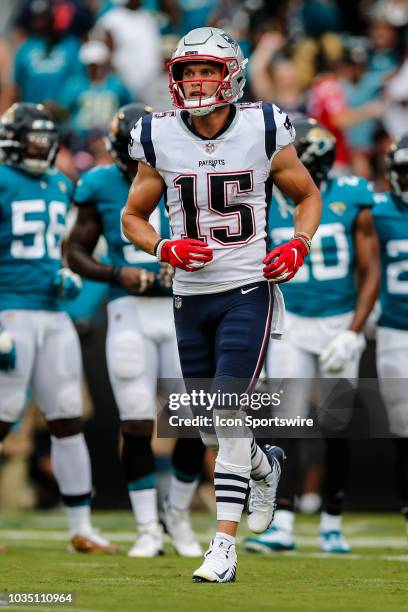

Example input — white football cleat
[128,522,164,558]
[243,526,296,554]
[162,501,202,557]
[192,537,237,583]
[69,527,118,554]
[319,530,351,553]
[247,445,285,533]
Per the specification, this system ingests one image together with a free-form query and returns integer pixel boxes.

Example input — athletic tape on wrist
[155,239,169,262]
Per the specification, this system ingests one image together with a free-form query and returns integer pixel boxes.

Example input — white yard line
[0,529,406,551]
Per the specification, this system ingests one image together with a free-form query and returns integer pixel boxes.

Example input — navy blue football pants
[173,280,273,385]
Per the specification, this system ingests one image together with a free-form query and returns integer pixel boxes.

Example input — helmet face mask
[168,28,247,116]
[385,136,408,205]
[23,130,59,175]
[294,119,337,184]
[0,104,59,176]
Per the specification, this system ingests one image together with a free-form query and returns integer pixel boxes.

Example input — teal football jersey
[0,165,73,311]
[74,164,171,300]
[373,192,408,330]
[268,176,375,317]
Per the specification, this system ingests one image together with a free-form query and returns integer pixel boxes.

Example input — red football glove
[263,237,309,283]
[156,238,213,272]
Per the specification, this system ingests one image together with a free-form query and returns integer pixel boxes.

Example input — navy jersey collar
[180,105,237,141]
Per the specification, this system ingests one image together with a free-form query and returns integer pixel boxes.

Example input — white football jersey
[129,102,295,295]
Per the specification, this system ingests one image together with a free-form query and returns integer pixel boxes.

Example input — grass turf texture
[0,512,407,612]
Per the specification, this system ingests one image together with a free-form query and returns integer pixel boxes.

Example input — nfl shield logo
[174,296,182,309]
[205,143,215,154]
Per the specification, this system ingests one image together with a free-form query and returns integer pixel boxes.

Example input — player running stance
[0,103,115,553]
[373,135,408,544]
[122,28,322,582]
[66,103,205,558]
[244,118,379,554]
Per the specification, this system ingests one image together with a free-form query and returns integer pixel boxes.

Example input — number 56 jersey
[0,164,73,311]
[129,103,295,295]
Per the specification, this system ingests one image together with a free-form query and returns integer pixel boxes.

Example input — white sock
[65,505,92,537]
[129,489,158,527]
[250,438,271,480]
[214,439,251,523]
[320,512,342,532]
[168,474,198,511]
[273,509,295,533]
[51,434,93,537]
[215,531,235,545]
[51,434,92,495]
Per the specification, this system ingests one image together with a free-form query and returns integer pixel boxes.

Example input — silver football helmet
[168,27,247,116]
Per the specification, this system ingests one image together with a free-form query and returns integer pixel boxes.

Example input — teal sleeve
[74,170,100,204]
[12,47,24,87]
[356,178,375,208]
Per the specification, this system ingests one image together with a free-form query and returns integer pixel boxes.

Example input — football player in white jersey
[122,27,322,583]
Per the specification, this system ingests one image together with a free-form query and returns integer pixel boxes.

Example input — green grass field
[1,512,407,612]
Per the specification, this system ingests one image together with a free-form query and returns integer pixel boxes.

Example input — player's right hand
[0,325,16,372]
[116,267,155,295]
[157,239,213,272]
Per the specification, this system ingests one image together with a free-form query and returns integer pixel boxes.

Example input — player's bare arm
[270,144,322,239]
[264,144,322,283]
[123,161,213,272]
[67,202,154,293]
[122,161,166,255]
[349,207,380,333]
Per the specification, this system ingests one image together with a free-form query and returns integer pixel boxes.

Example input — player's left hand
[263,236,309,283]
[0,325,16,372]
[54,268,82,300]
[116,267,155,295]
[319,330,366,373]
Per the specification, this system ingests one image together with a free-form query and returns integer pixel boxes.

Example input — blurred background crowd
[0,0,407,514]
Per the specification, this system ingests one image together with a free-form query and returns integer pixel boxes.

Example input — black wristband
[153,238,164,257]
[110,266,123,285]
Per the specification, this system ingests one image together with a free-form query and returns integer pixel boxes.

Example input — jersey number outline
[271,223,350,282]
[174,171,255,245]
[386,240,408,295]
[11,199,66,260]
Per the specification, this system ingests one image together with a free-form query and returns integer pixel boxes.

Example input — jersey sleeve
[74,169,100,205]
[355,177,376,208]
[271,105,296,161]
[128,117,147,163]
[358,178,375,208]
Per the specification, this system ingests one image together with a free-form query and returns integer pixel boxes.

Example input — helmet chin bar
[22,158,52,175]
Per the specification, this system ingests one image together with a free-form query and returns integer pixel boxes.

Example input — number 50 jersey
[129,103,295,295]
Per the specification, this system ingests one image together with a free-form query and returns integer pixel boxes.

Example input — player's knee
[47,417,83,438]
[110,331,145,380]
[53,383,82,419]
[121,419,154,437]
[0,391,26,424]
[116,383,155,421]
